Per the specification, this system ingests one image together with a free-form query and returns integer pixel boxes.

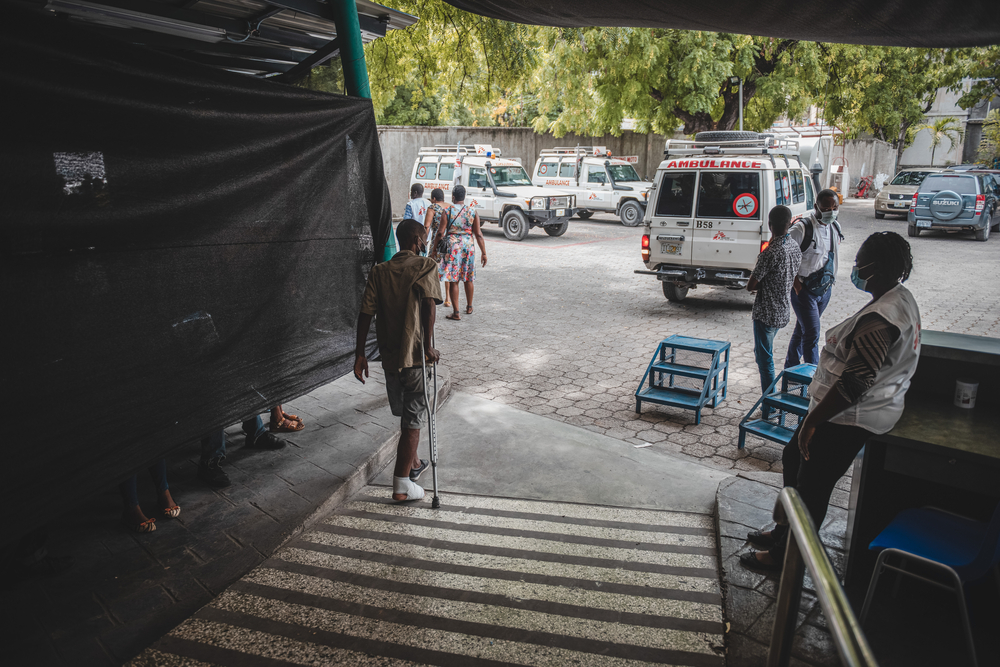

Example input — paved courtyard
[434,198,1000,481]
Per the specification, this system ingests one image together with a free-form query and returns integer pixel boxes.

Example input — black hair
[396,218,424,248]
[817,188,838,206]
[452,184,466,202]
[430,188,445,202]
[768,205,792,231]
[860,231,913,283]
[410,183,424,199]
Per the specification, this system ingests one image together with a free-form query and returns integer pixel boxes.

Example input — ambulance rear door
[689,165,765,271]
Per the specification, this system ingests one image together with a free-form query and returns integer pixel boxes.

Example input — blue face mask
[851,262,874,292]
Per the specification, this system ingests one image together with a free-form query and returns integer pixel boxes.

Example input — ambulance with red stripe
[529,147,652,227]
[636,131,817,302]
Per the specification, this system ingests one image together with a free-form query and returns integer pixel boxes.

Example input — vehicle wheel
[544,221,569,236]
[577,210,593,220]
[875,211,885,219]
[662,282,690,302]
[502,209,530,241]
[908,224,919,237]
[619,201,643,227]
[975,218,990,242]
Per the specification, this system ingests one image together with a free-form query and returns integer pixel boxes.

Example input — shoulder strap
[799,218,813,252]
[832,220,844,241]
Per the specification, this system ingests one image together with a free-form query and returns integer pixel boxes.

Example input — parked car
[908,172,998,241]
[635,131,815,302]
[874,168,942,219]
[530,147,652,226]
[410,145,576,240]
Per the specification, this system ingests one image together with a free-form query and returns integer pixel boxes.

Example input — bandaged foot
[392,476,425,502]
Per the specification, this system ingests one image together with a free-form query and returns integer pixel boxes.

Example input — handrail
[768,488,879,667]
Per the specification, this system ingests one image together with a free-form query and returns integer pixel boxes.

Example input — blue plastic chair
[859,503,1000,667]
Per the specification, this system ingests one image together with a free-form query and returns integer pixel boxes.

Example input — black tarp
[445,0,1000,47]
[1,4,390,540]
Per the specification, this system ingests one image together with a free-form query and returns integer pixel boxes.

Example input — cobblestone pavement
[435,198,1000,480]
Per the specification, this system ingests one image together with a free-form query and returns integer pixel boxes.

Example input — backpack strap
[798,217,814,253]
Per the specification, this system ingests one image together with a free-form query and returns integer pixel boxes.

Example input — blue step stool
[738,363,816,449]
[635,335,730,425]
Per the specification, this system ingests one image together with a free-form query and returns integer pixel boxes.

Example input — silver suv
[908,173,998,241]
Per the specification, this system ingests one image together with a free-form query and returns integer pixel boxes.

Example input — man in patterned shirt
[748,206,802,407]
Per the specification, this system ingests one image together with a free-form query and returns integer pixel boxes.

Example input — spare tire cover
[694,130,760,142]
[929,190,964,221]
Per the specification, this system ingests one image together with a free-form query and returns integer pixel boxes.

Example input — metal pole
[330,0,371,99]
[739,79,743,132]
[768,537,805,667]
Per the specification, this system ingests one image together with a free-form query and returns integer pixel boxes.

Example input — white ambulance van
[636,132,817,302]
[410,145,576,241]
[530,147,652,226]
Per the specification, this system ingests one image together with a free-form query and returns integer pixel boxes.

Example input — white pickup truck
[530,147,652,226]
[410,145,577,241]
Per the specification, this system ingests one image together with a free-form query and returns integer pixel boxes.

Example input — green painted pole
[330,0,371,100]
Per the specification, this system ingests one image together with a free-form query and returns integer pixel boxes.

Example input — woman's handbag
[436,206,467,255]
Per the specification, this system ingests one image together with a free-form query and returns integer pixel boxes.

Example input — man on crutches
[354,219,441,502]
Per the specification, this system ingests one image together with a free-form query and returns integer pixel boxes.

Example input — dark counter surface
[886,390,1000,460]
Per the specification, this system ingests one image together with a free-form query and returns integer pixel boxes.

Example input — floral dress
[439,205,476,283]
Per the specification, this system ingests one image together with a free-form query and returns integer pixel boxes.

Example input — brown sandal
[466,305,473,314]
[445,312,461,321]
[270,417,304,432]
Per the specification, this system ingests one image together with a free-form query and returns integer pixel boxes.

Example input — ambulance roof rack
[419,145,503,157]
[663,137,800,159]
[539,146,611,157]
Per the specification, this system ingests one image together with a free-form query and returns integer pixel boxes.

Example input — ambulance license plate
[556,209,565,217]
[661,243,682,255]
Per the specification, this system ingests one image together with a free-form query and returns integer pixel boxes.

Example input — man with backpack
[785,189,843,368]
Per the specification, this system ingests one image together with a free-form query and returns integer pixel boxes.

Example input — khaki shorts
[385,367,430,429]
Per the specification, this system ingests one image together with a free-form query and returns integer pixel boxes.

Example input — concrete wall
[899,86,971,168]
[839,138,899,189]
[377,126,681,215]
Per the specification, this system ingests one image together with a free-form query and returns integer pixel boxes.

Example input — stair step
[762,392,810,415]
[783,363,817,386]
[636,386,708,409]
[650,362,710,379]
[661,334,730,353]
[740,419,797,445]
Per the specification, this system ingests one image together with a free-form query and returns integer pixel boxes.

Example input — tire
[662,282,690,302]
[694,131,760,143]
[975,217,990,242]
[544,221,569,236]
[577,210,594,220]
[908,224,919,237]
[875,211,885,219]
[502,209,530,241]
[619,201,643,227]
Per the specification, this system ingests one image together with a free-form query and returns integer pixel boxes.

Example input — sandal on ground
[466,306,473,314]
[283,413,302,424]
[123,517,156,533]
[162,505,181,519]
[747,530,776,550]
[270,417,304,432]
[739,550,782,573]
[445,313,461,321]
[443,300,451,307]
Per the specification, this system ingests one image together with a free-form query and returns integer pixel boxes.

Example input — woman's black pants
[770,421,873,558]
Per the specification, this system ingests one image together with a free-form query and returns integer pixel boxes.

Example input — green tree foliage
[977,109,1000,167]
[821,46,946,163]
[362,0,538,124]
[529,29,825,137]
[945,46,1000,109]
[379,85,443,125]
[917,116,964,166]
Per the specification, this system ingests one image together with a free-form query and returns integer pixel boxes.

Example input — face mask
[851,262,874,292]
[818,209,837,225]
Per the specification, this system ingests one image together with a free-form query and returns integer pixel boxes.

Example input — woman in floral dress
[430,185,487,320]
[423,188,452,306]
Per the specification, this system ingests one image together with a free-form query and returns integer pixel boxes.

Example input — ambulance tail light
[760,239,769,253]
[641,234,650,262]
[975,194,985,214]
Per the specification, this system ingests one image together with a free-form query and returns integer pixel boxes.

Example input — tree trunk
[930,144,936,167]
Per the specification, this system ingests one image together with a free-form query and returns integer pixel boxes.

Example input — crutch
[420,331,441,508]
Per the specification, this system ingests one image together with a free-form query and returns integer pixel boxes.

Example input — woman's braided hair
[862,231,913,283]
